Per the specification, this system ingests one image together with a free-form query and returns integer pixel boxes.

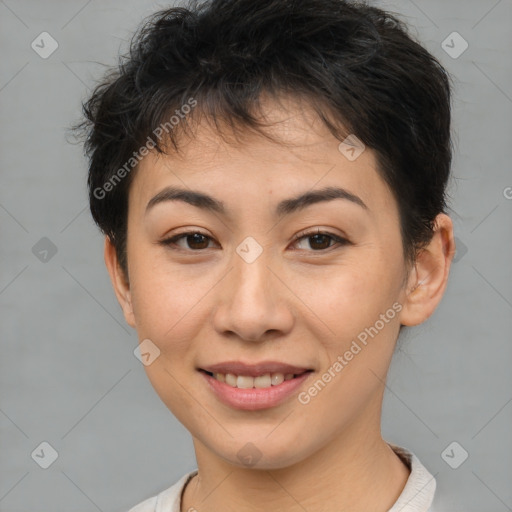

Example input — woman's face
[115,99,420,469]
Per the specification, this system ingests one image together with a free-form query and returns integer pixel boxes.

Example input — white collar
[387,444,437,512]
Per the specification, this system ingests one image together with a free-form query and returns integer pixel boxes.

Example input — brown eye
[292,230,350,251]
[183,233,210,250]
[160,231,215,251]
[307,234,334,250]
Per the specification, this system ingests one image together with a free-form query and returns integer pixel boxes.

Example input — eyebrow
[145,185,368,217]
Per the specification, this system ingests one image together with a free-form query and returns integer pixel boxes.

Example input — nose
[212,248,294,342]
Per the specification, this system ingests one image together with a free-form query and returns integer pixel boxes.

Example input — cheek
[296,258,403,395]
[128,253,220,363]
[127,241,188,323]
[303,259,400,332]
[296,269,400,426]
[128,264,208,415]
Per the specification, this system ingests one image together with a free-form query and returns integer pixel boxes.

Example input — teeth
[225,373,237,386]
[237,375,254,389]
[211,372,299,388]
[271,373,284,386]
[254,374,271,388]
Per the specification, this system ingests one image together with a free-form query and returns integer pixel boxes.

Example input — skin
[105,96,455,512]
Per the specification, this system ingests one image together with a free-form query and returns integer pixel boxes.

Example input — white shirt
[127,444,437,512]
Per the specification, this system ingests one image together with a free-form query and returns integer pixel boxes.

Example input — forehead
[128,96,397,218]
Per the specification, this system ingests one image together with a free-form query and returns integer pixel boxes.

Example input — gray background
[1,0,511,510]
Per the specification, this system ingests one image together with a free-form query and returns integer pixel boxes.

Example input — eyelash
[159,228,350,253]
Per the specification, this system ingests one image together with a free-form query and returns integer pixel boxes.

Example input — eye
[291,229,350,251]
[159,231,217,251]
[159,229,350,253]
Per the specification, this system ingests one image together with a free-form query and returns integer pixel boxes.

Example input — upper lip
[199,361,312,377]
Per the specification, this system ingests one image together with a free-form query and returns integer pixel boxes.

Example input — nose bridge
[212,238,293,341]
[230,240,275,318]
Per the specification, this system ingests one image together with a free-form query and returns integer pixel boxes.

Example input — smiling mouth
[199,369,313,389]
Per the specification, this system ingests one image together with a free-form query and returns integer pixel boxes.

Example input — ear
[399,213,455,326]
[104,236,136,328]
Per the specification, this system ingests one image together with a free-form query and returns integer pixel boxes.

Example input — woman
[77,1,456,510]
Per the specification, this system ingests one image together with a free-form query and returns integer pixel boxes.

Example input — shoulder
[126,470,198,512]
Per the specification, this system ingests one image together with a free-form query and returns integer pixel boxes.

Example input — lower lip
[199,371,312,411]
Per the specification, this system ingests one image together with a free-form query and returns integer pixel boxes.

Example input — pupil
[310,234,330,250]
[188,234,208,249]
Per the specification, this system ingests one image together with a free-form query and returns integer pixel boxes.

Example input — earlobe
[399,213,455,326]
[103,236,136,328]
